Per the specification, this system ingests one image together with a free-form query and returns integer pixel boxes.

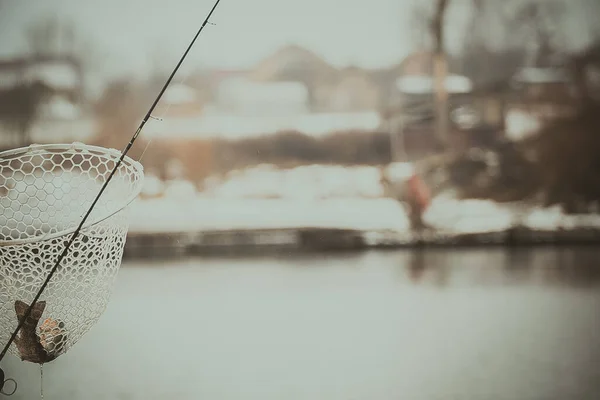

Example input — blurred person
[379,164,431,234]
[408,248,426,283]
[405,171,431,234]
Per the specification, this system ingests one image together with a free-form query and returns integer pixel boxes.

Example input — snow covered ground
[130,164,600,235]
[522,205,600,230]
[505,109,542,141]
[423,191,515,234]
[142,111,382,139]
[128,197,411,233]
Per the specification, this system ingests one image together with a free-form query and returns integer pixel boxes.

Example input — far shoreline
[121,225,600,260]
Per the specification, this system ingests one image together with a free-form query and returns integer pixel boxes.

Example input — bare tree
[0,82,49,146]
[462,0,600,209]
[459,0,529,85]
[0,17,100,147]
[93,79,144,150]
[430,0,451,148]
[25,16,104,91]
[409,4,433,50]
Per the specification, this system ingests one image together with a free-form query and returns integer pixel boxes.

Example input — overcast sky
[0,0,595,81]
[0,0,478,77]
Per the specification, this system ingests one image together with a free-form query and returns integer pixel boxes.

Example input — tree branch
[431,0,450,55]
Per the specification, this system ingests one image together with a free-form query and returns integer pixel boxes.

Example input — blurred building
[504,67,578,141]
[510,67,576,112]
[156,83,205,117]
[249,44,338,112]
[398,50,435,76]
[144,45,386,140]
[379,49,524,160]
[216,77,309,116]
[381,72,490,160]
[249,44,395,113]
[325,67,381,112]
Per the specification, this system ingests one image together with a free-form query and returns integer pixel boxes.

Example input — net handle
[0,142,144,247]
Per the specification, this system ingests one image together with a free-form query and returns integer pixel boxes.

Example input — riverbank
[122,226,600,259]
[123,196,600,258]
[10,247,600,400]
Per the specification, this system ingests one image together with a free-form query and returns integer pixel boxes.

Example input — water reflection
[5,246,600,400]
[395,246,600,289]
[407,248,426,283]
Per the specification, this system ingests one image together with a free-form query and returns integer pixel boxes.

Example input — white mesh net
[0,143,144,364]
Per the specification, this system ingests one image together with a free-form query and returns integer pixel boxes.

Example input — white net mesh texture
[0,143,144,363]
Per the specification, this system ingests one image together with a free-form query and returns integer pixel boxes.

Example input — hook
[0,368,18,396]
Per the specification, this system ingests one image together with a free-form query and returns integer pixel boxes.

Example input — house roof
[396,74,473,94]
[512,67,570,84]
[399,51,434,75]
[0,54,80,71]
[0,55,82,91]
[217,77,309,106]
[250,44,338,82]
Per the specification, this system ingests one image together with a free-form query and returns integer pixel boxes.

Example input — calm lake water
[6,247,600,400]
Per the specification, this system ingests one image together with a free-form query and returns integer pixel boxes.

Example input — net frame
[0,143,144,246]
[0,142,144,363]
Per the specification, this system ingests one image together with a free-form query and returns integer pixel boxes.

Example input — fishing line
[138,137,154,162]
[139,29,209,164]
[139,68,193,162]
[0,0,223,392]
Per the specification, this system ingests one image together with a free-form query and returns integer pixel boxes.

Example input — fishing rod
[0,0,223,394]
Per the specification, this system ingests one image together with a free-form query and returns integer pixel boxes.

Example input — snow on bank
[142,112,382,139]
[505,109,541,141]
[206,164,384,200]
[130,165,405,233]
[128,192,518,235]
[521,205,600,230]
[128,165,510,234]
[128,192,600,235]
[423,192,515,234]
[128,166,600,235]
[128,197,411,233]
